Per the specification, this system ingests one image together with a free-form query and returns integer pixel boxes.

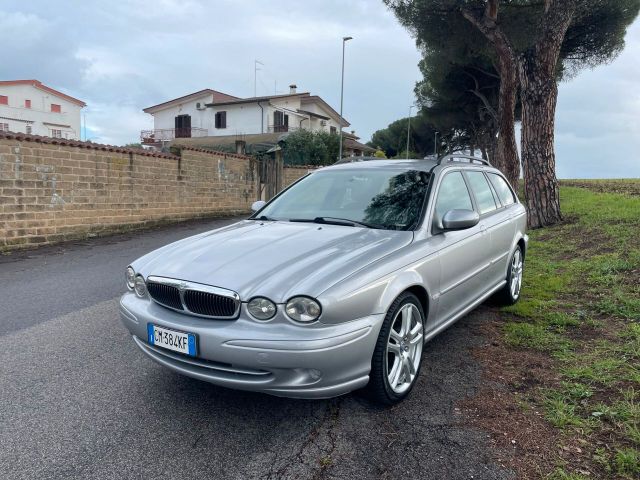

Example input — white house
[140,85,350,146]
[0,80,85,140]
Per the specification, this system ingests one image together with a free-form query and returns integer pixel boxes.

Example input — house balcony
[140,127,208,144]
[267,125,301,134]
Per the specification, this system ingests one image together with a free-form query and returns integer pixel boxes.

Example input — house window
[0,95,8,105]
[51,129,62,138]
[25,99,31,108]
[273,111,289,132]
[51,104,61,113]
[174,114,191,138]
[215,111,227,129]
[0,123,9,131]
[330,126,337,135]
[26,125,32,134]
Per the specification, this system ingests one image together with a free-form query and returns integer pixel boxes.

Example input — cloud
[555,19,640,178]
[1,1,638,178]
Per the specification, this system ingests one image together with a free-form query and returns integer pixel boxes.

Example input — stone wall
[283,166,315,188]
[0,132,257,251]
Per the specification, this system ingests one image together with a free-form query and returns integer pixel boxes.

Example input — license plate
[147,324,197,357]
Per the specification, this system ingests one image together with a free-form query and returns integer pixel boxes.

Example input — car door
[486,172,520,284]
[430,170,491,324]
[464,170,516,288]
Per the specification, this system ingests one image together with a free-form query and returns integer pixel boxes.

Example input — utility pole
[338,36,353,161]
[406,105,414,159]
[254,59,263,97]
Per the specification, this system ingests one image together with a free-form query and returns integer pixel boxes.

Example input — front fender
[318,252,439,325]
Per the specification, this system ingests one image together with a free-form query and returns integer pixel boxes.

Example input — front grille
[147,281,183,310]
[184,290,237,317]
[145,276,240,319]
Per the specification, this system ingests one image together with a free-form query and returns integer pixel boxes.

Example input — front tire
[496,245,524,306]
[365,292,425,405]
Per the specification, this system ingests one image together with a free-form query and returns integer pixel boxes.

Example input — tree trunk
[518,0,575,228]
[461,3,520,188]
[493,54,520,189]
[518,52,562,228]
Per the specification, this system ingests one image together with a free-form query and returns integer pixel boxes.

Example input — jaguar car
[120,155,527,404]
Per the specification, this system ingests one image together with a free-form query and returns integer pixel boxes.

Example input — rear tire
[495,245,524,306]
[365,292,425,405]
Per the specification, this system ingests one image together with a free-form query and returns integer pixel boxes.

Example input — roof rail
[436,154,491,166]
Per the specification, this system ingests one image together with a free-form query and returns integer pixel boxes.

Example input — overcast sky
[1,0,638,178]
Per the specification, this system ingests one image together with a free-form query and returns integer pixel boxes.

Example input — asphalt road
[0,218,513,480]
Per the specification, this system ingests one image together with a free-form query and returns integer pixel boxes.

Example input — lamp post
[338,36,353,161]
[406,105,414,159]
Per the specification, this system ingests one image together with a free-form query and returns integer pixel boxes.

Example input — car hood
[133,220,413,302]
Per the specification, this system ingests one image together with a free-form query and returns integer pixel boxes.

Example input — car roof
[319,155,497,174]
[320,158,437,173]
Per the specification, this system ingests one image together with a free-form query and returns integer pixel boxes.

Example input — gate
[257,150,283,201]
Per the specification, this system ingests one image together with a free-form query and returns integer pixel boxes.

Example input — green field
[496,180,639,478]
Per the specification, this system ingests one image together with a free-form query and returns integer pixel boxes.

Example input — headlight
[134,275,147,298]
[125,266,136,290]
[285,296,321,323]
[247,297,276,320]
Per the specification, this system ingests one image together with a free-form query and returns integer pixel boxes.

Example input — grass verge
[463,181,640,479]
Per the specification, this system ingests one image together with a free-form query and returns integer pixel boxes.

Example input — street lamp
[338,36,353,161]
[406,105,415,159]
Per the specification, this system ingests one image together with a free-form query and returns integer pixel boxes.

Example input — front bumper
[119,293,384,399]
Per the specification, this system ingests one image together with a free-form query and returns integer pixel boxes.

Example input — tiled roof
[143,89,240,113]
[205,92,311,107]
[0,80,86,107]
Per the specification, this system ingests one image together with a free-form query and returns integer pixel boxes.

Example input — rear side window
[434,171,473,219]
[466,171,497,215]
[488,173,516,206]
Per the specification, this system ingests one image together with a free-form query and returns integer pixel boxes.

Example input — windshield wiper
[289,217,380,229]
[251,215,276,221]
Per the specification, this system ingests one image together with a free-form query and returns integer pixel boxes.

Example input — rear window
[488,173,516,206]
[466,171,497,215]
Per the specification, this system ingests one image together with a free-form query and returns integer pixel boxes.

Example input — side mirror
[442,209,479,231]
[251,200,267,213]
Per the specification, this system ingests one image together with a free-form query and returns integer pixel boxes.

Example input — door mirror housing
[442,209,480,231]
[251,200,267,213]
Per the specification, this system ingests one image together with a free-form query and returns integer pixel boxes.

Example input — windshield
[255,168,431,230]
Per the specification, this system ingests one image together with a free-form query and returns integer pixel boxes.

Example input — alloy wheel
[510,249,523,299]
[386,303,424,394]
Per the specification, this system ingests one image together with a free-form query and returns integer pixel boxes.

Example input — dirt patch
[560,180,640,197]
[459,316,565,479]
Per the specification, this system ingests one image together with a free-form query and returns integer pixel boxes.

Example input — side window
[434,171,473,220]
[488,173,516,206]
[215,111,227,129]
[466,171,498,214]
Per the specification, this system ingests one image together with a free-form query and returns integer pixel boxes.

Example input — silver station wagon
[120,155,527,404]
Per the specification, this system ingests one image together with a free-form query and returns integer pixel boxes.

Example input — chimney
[289,84,297,94]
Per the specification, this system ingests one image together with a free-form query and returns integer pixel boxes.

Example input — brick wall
[0,132,258,251]
[283,166,315,188]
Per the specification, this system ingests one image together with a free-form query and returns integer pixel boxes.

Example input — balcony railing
[267,125,300,134]
[140,127,208,144]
